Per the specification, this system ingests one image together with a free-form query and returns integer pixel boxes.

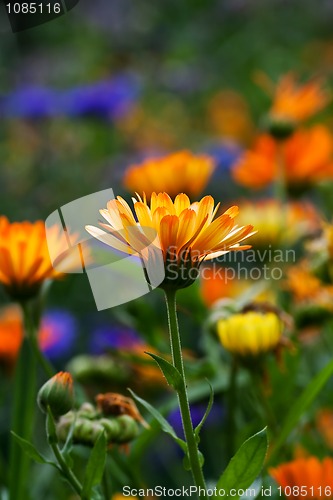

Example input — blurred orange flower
[207,90,254,143]
[270,457,333,498]
[316,409,333,450]
[123,151,216,199]
[270,73,329,123]
[232,125,333,189]
[0,305,23,369]
[0,217,81,300]
[285,263,333,308]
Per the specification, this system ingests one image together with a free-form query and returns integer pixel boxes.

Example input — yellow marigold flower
[235,200,319,247]
[270,73,329,123]
[217,311,283,357]
[123,151,216,199]
[0,217,81,300]
[113,495,138,500]
[269,457,333,498]
[232,125,333,190]
[86,192,255,290]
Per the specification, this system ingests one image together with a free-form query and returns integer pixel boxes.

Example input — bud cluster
[56,395,142,447]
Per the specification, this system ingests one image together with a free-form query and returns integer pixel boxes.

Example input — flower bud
[37,371,74,417]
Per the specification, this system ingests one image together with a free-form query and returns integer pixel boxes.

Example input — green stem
[8,307,37,500]
[252,372,278,437]
[274,141,287,205]
[102,464,111,500]
[164,290,206,498]
[46,410,83,497]
[226,357,238,458]
[50,441,83,496]
[21,301,54,378]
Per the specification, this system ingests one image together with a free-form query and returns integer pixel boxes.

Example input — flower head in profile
[86,192,255,290]
[123,151,216,199]
[232,125,333,191]
[269,457,333,498]
[217,308,284,358]
[37,371,74,417]
[0,217,81,301]
[270,73,329,123]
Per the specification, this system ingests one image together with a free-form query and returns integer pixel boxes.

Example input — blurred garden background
[2,0,333,499]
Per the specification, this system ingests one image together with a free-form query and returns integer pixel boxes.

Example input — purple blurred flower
[1,87,58,118]
[89,325,143,355]
[168,401,225,437]
[205,141,242,172]
[39,309,78,362]
[0,74,140,119]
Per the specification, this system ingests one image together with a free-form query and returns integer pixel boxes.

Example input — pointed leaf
[128,389,187,452]
[82,431,107,499]
[215,428,268,499]
[269,359,333,462]
[194,381,214,439]
[145,352,182,390]
[11,432,58,468]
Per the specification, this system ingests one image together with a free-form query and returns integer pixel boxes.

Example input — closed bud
[38,371,74,417]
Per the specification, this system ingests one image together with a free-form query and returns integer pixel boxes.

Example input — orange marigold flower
[123,151,215,199]
[86,192,255,290]
[269,457,333,499]
[0,217,81,300]
[270,73,329,123]
[232,125,333,189]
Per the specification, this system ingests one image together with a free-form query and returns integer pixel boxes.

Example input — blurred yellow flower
[232,125,333,189]
[0,217,80,300]
[217,311,283,357]
[123,151,215,199]
[270,457,333,498]
[235,199,319,247]
[86,192,255,290]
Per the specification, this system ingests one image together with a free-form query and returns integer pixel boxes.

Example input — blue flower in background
[1,86,58,118]
[62,74,139,118]
[0,73,140,119]
[39,309,78,362]
[205,141,242,173]
[89,325,143,355]
[168,401,225,438]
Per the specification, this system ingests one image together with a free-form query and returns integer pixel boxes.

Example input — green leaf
[269,359,333,462]
[145,352,182,390]
[128,389,187,452]
[11,432,57,468]
[215,428,268,499]
[194,381,214,440]
[82,431,107,499]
